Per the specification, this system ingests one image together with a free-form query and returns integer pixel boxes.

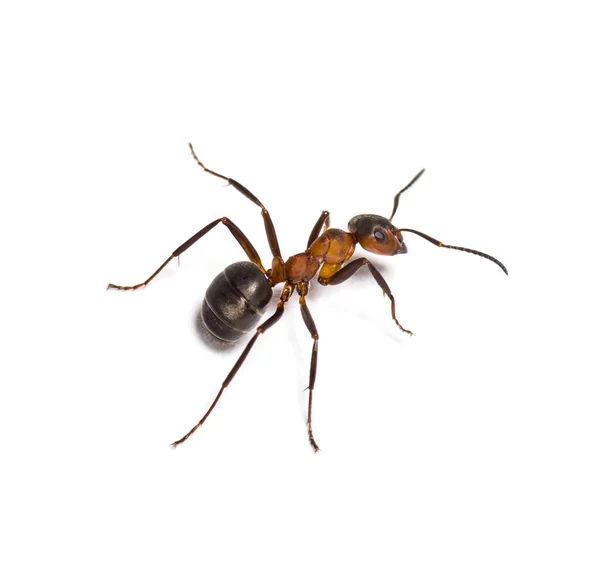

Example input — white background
[2,1,599,565]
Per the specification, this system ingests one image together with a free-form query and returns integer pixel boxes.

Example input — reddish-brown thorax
[269,228,356,285]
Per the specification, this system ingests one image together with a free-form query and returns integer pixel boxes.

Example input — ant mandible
[108,143,507,452]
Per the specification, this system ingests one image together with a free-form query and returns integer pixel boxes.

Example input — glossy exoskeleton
[108,144,507,452]
[201,261,273,342]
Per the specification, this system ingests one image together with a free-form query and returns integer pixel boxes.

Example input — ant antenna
[389,168,425,221]
[398,228,508,275]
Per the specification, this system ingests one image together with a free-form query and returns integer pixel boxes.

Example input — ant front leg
[171,283,294,448]
[188,143,283,260]
[107,217,265,291]
[319,258,413,335]
[306,211,330,249]
[297,281,320,452]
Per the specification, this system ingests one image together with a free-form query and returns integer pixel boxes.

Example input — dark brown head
[346,168,508,275]
[348,214,407,255]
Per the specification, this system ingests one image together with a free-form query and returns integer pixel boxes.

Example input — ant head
[348,214,407,255]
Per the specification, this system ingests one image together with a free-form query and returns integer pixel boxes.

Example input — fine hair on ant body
[108,144,507,452]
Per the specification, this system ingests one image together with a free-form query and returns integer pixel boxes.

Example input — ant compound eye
[373,229,386,243]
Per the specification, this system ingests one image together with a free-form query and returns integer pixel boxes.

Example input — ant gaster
[108,144,507,452]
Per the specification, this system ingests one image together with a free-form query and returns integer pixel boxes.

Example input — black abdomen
[201,261,273,342]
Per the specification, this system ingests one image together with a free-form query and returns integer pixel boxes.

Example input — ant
[108,144,507,452]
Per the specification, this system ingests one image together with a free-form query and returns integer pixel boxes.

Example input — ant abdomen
[201,261,273,342]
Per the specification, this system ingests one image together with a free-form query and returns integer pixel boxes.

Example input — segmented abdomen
[201,261,273,342]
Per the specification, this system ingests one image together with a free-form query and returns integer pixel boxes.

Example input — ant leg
[189,143,283,259]
[107,217,264,291]
[298,284,320,452]
[320,258,413,335]
[306,211,330,249]
[171,283,294,448]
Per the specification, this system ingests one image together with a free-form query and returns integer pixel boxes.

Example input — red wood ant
[108,144,507,452]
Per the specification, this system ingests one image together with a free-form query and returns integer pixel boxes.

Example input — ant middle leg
[188,143,282,260]
[107,217,265,291]
[171,283,294,448]
[297,282,321,452]
[319,258,413,335]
